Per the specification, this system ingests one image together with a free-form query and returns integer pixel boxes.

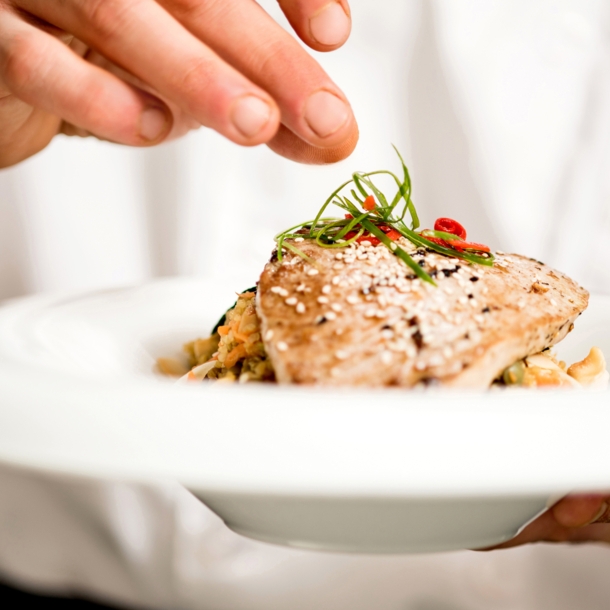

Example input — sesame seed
[335,349,348,360]
[294,237,304,242]
[264,330,274,341]
[364,308,376,318]
[550,298,557,306]
[390,243,397,251]
[415,362,426,371]
[307,268,319,276]
[331,303,342,313]
[335,252,344,260]
[322,285,331,294]
[332,276,341,285]
[317,296,329,304]
[285,297,297,306]
[296,283,306,292]
[443,346,453,358]
[296,302,306,314]
[381,351,393,365]
[277,341,288,352]
[458,296,468,305]
[381,329,394,340]
[325,311,337,321]
[347,295,359,305]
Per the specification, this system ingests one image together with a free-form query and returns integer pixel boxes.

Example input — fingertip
[138,103,173,144]
[266,119,358,164]
[551,494,607,528]
[308,1,352,51]
[228,94,280,145]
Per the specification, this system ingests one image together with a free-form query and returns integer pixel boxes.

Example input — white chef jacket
[0,0,609,608]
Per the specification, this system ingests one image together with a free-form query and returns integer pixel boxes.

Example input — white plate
[0,278,609,553]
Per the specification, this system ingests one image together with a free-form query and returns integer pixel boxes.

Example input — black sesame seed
[469,276,479,282]
[482,306,490,313]
[412,329,424,349]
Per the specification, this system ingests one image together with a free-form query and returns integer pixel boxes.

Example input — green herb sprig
[274,147,494,286]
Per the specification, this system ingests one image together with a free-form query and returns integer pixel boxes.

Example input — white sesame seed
[294,237,304,242]
[415,362,426,371]
[332,276,341,285]
[381,329,394,340]
[296,302,306,314]
[290,257,300,265]
[285,297,297,306]
[458,296,468,305]
[375,310,387,319]
[444,286,453,295]
[335,349,348,360]
[381,351,393,365]
[550,298,557,307]
[270,286,282,294]
[331,303,343,313]
[277,341,288,352]
[360,240,372,247]
[264,330,274,341]
[307,268,319,276]
[335,252,344,260]
[364,308,376,318]
[317,296,329,304]
[390,243,397,251]
[296,283,306,292]
[346,295,359,304]
[443,346,453,359]
[322,284,331,294]
[333,262,345,270]
[325,311,337,321]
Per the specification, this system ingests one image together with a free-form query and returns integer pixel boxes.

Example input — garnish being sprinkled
[275,147,494,285]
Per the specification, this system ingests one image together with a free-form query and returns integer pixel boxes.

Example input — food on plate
[162,149,607,389]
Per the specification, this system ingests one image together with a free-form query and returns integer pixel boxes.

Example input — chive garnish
[274,147,494,285]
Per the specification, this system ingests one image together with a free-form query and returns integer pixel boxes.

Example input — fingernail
[139,106,169,142]
[304,90,350,138]
[310,2,351,46]
[231,95,272,138]
[589,501,609,524]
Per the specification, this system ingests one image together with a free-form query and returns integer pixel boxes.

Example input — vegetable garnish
[274,147,494,286]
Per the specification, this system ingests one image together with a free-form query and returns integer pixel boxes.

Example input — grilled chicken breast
[256,238,588,388]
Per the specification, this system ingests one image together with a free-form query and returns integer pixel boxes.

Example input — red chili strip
[434,217,466,240]
[363,195,376,211]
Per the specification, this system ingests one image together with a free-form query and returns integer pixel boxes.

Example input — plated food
[160,151,607,390]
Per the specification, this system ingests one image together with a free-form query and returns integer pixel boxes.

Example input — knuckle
[2,31,42,92]
[72,0,140,40]
[178,56,215,99]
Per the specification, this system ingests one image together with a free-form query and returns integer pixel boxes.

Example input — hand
[485,493,610,549]
[0,0,358,168]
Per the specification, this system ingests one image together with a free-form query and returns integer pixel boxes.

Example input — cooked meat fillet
[256,239,588,388]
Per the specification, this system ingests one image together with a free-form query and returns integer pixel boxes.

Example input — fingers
[277,0,352,51]
[158,0,358,152]
[267,122,358,164]
[0,9,173,147]
[16,0,281,146]
[551,493,608,527]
